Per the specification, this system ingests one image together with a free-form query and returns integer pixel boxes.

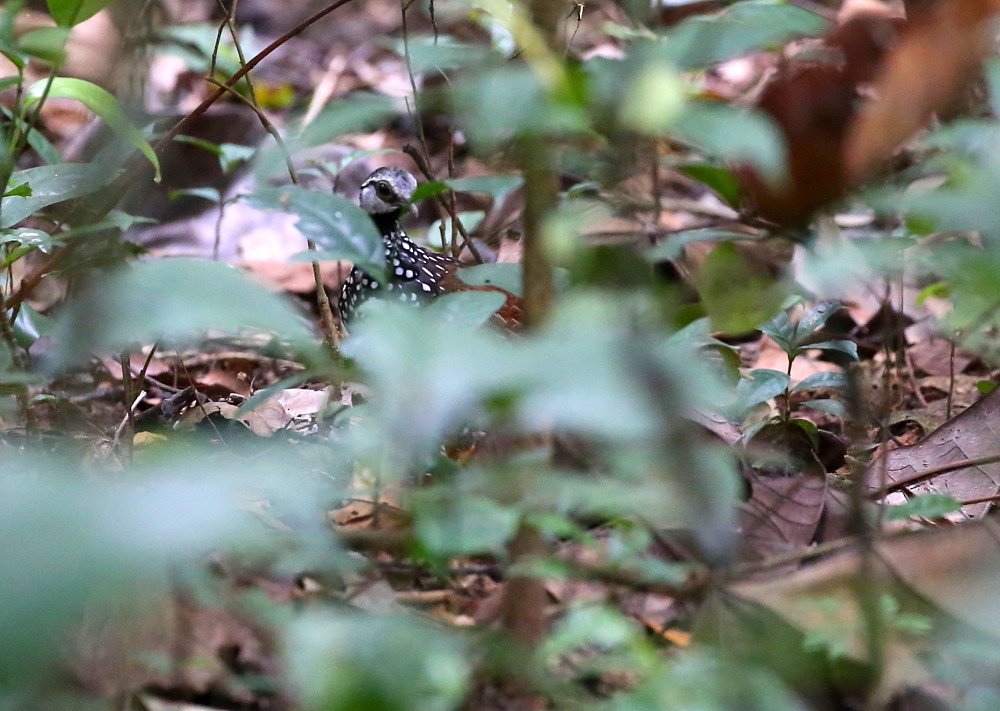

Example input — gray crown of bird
[337,167,523,330]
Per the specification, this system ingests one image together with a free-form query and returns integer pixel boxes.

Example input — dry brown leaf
[739,472,828,563]
[869,386,1000,517]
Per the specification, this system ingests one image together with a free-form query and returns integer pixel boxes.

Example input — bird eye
[374,181,393,200]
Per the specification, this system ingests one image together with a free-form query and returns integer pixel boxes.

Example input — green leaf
[424,290,506,330]
[3,183,30,198]
[645,228,751,262]
[916,280,951,304]
[286,612,468,711]
[884,493,962,521]
[662,0,829,70]
[791,371,848,393]
[802,339,859,360]
[169,186,221,203]
[414,494,519,556]
[976,380,997,395]
[394,35,500,73]
[297,93,396,148]
[46,0,114,26]
[0,104,61,164]
[800,398,845,418]
[1,163,116,228]
[678,163,742,206]
[696,242,788,333]
[759,308,797,353]
[619,63,687,133]
[17,26,68,64]
[794,301,841,342]
[247,186,386,280]
[736,368,790,410]
[674,102,787,182]
[457,262,523,297]
[47,259,317,369]
[24,78,160,181]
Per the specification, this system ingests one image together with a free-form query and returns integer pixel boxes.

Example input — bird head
[359,167,418,217]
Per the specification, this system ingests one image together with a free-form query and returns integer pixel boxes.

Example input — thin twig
[872,452,1000,495]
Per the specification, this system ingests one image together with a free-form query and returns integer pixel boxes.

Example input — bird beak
[407,202,419,218]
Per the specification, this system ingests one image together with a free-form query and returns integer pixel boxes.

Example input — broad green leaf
[46,0,114,26]
[424,290,505,330]
[619,63,687,133]
[644,228,751,262]
[662,0,829,70]
[395,35,499,73]
[0,104,61,164]
[791,371,849,393]
[413,493,518,556]
[678,163,742,206]
[247,186,386,280]
[1,163,115,228]
[24,78,160,181]
[457,262,522,296]
[445,173,523,201]
[801,339,859,360]
[759,309,797,353]
[170,186,221,203]
[452,64,588,147]
[47,259,317,369]
[794,301,842,342]
[298,93,396,147]
[696,242,788,333]
[17,26,68,64]
[737,368,790,410]
[674,102,787,182]
[800,398,845,418]
[286,612,468,711]
[884,493,962,521]
[0,449,331,683]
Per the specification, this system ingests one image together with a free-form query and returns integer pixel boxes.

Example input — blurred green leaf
[0,449,331,683]
[619,63,687,133]
[46,0,114,26]
[297,93,396,148]
[286,612,468,711]
[697,242,788,333]
[674,102,787,181]
[791,371,848,392]
[884,493,962,521]
[457,263,523,296]
[678,163,742,206]
[413,493,518,556]
[395,35,500,73]
[794,301,841,341]
[802,339,858,360]
[17,26,68,64]
[24,78,160,181]
[800,398,845,418]
[737,368,790,410]
[1,163,116,228]
[661,0,829,70]
[645,228,751,262]
[47,258,317,369]
[424,290,506,330]
[248,186,386,280]
[451,64,588,147]
[609,651,809,711]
